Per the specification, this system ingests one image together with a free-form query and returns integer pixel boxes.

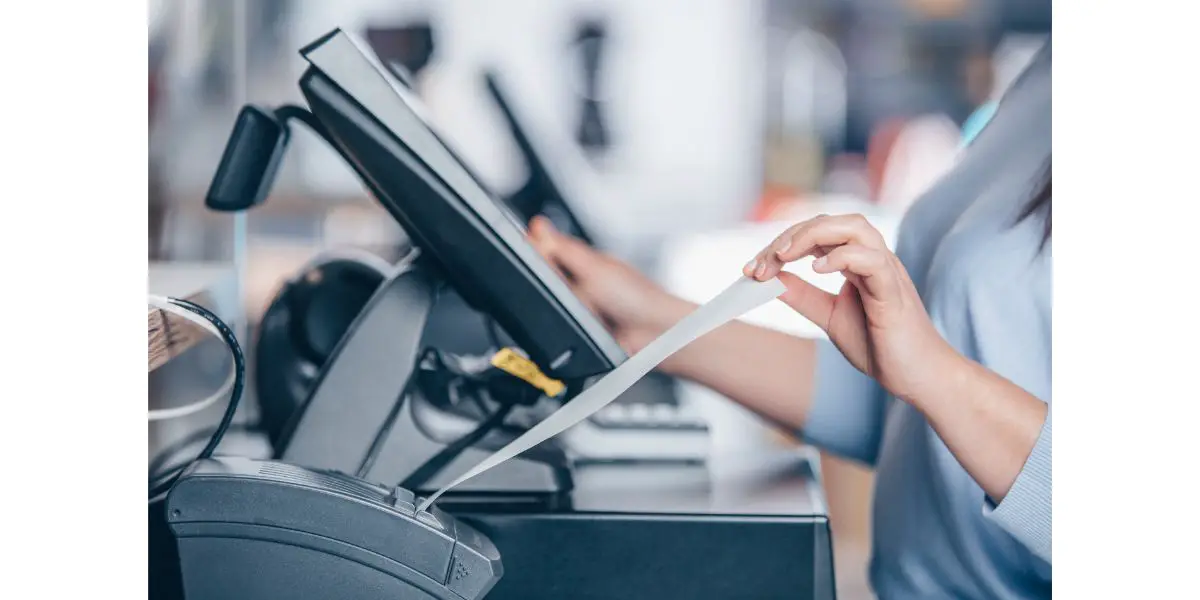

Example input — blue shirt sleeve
[983,405,1052,562]
[800,339,890,466]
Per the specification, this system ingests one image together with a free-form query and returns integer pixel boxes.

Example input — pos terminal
[272,30,625,497]
[166,28,834,600]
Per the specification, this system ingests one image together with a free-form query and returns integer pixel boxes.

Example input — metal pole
[230,0,248,344]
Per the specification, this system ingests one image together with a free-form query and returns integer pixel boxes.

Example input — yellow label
[490,348,565,398]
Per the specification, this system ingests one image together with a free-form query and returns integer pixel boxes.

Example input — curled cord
[147,296,245,503]
[147,295,236,421]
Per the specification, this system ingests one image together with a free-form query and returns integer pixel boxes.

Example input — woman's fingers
[527,217,570,280]
[812,244,900,300]
[547,226,603,279]
[529,216,598,281]
[777,214,887,260]
[744,216,826,278]
[746,214,888,281]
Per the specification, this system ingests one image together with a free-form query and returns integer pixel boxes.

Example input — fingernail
[775,239,791,256]
[754,262,767,278]
[744,260,757,273]
[813,256,827,269]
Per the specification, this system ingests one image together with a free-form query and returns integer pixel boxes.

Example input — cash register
[246,59,708,464]
[164,28,835,600]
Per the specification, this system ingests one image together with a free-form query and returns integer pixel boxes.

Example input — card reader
[167,457,502,600]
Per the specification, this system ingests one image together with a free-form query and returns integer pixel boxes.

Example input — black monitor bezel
[298,29,626,380]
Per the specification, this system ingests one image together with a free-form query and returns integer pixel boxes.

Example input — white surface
[656,201,904,452]
[420,276,786,511]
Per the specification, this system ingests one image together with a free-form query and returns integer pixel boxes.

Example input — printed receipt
[417,275,787,512]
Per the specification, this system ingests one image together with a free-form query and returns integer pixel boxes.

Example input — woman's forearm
[912,351,1049,502]
[662,320,818,432]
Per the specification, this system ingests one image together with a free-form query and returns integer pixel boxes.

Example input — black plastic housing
[205,105,289,212]
[168,457,503,600]
[295,30,626,381]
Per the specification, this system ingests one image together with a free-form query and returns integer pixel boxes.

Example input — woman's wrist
[904,341,975,416]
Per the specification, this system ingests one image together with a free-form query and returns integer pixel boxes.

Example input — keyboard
[566,373,711,462]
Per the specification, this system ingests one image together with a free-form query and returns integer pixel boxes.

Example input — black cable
[401,341,559,493]
[175,299,246,461]
[148,297,246,503]
[399,400,514,492]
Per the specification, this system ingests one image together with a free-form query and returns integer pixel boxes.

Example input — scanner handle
[205,104,329,213]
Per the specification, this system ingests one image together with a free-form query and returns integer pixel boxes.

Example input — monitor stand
[276,259,572,502]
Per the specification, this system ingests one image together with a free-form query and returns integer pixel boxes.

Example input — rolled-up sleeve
[800,339,889,466]
[984,405,1052,562]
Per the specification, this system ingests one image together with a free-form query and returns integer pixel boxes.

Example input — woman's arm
[665,317,821,432]
[526,217,887,461]
[917,351,1052,560]
[670,320,890,465]
[918,351,1048,503]
[526,217,820,429]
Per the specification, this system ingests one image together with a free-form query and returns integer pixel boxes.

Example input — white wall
[285,0,766,264]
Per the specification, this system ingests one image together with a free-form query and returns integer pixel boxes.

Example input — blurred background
[147,1,1049,597]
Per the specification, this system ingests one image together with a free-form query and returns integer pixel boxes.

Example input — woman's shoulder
[932,200,1051,298]
[894,38,1051,282]
[894,122,1050,291]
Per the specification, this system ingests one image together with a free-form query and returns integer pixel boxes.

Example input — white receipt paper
[417,275,787,512]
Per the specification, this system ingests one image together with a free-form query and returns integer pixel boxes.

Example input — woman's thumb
[776,272,835,331]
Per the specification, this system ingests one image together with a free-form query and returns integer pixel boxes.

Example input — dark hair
[1018,158,1051,249]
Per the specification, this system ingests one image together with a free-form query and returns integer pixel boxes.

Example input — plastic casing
[167,457,503,600]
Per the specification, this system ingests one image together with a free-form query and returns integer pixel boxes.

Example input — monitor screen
[297,29,626,381]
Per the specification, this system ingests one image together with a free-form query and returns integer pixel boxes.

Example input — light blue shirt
[802,42,1052,599]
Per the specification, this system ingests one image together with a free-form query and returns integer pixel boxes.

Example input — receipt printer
[166,457,502,600]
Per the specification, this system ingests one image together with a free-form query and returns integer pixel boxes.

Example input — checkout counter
[149,28,835,600]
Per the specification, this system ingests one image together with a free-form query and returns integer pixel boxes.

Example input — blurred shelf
[165,192,373,216]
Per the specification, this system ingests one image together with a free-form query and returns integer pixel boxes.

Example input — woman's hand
[527,216,694,355]
[745,214,956,402]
